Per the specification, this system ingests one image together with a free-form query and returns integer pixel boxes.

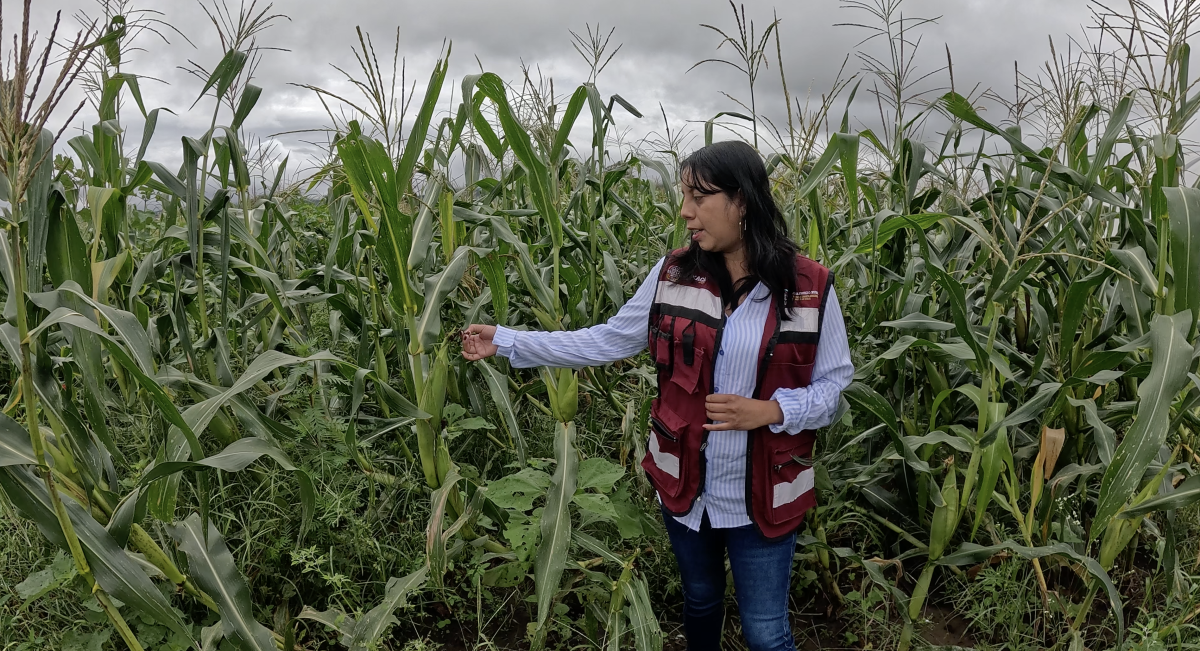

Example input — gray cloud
[28,0,1094,179]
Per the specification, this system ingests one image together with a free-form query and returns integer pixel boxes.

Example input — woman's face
[680,170,744,254]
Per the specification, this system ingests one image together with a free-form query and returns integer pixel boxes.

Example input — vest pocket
[649,316,672,371]
[669,340,705,394]
[643,399,688,497]
[764,436,816,525]
[760,360,813,399]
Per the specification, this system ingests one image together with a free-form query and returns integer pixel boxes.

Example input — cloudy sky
[27,0,1099,182]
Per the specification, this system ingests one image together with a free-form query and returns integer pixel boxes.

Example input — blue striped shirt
[492,257,854,531]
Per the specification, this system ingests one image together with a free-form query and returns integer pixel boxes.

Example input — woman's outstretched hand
[703,394,784,431]
[461,324,499,361]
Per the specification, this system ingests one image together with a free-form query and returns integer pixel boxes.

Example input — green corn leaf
[622,576,663,651]
[601,251,625,309]
[177,351,339,443]
[1117,474,1200,519]
[397,48,449,197]
[67,135,103,182]
[295,607,355,646]
[29,359,112,489]
[52,282,156,374]
[91,251,128,302]
[1110,247,1159,297]
[551,85,589,164]
[872,335,974,362]
[839,132,861,224]
[477,360,526,465]
[931,266,987,367]
[136,108,169,164]
[145,160,187,199]
[1070,350,1128,383]
[879,313,955,331]
[46,194,93,291]
[26,307,203,460]
[843,382,899,434]
[572,530,625,567]
[854,212,948,254]
[337,124,411,309]
[1067,397,1116,465]
[427,469,484,590]
[1060,268,1111,366]
[1116,271,1152,337]
[0,465,198,647]
[231,84,262,131]
[224,211,271,268]
[927,463,958,560]
[216,127,250,191]
[1093,312,1194,538]
[978,382,1061,448]
[477,253,509,326]
[971,403,1009,538]
[24,129,55,284]
[195,49,248,107]
[535,421,578,629]
[1163,186,1200,331]
[414,246,473,352]
[424,467,457,587]
[407,178,442,272]
[1088,94,1133,184]
[702,111,752,147]
[139,437,315,538]
[0,412,36,467]
[414,349,449,488]
[472,73,561,251]
[169,513,276,651]
[347,567,429,651]
[454,207,557,315]
[105,487,147,548]
[465,90,505,159]
[844,383,927,473]
[910,224,987,368]
[323,361,426,420]
[796,133,849,199]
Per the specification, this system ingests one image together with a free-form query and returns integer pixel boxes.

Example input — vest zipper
[691,308,726,509]
[667,316,677,376]
[650,417,677,442]
[746,302,783,529]
[773,454,815,471]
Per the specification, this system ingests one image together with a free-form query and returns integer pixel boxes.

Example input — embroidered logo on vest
[693,275,706,283]
[795,290,819,304]
[667,265,681,282]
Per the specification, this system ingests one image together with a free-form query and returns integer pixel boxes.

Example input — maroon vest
[641,250,832,539]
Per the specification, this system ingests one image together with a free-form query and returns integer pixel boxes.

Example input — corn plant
[3,1,1200,650]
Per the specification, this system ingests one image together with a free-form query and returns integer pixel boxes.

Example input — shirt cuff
[768,386,807,434]
[492,325,517,357]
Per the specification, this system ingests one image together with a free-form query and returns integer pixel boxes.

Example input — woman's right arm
[467,258,665,369]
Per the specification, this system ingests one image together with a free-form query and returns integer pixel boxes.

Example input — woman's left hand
[703,394,784,431]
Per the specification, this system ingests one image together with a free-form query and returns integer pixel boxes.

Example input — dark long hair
[677,140,799,318]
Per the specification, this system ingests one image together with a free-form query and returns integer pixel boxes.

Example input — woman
[461,140,853,651]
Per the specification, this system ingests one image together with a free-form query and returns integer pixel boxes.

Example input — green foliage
[3,2,1200,651]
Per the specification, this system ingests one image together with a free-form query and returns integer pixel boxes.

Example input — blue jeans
[662,506,797,651]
